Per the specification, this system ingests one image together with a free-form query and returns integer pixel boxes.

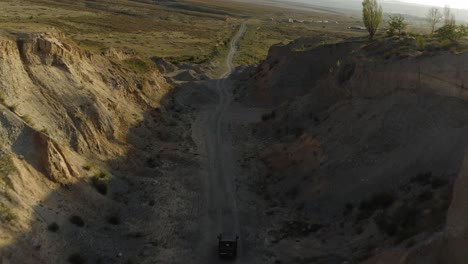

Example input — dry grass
[235,17,365,65]
[0,0,238,64]
[0,0,367,66]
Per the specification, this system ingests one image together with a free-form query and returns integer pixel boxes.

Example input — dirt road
[192,23,247,263]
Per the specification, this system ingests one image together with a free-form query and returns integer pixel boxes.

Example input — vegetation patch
[431,177,448,189]
[106,215,121,225]
[91,170,111,195]
[261,111,276,121]
[40,128,49,135]
[356,191,395,222]
[165,54,209,66]
[359,192,395,212]
[417,190,434,202]
[0,154,16,199]
[146,157,158,169]
[277,220,322,239]
[359,172,454,243]
[21,114,33,125]
[410,172,432,186]
[167,3,233,16]
[436,24,468,43]
[374,203,419,239]
[0,202,16,222]
[47,222,60,232]
[343,203,354,216]
[67,253,87,264]
[124,58,150,73]
[69,215,85,227]
[82,163,92,171]
[415,36,426,51]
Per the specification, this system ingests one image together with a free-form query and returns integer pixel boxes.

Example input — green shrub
[416,36,426,51]
[40,128,49,135]
[343,203,354,216]
[0,154,16,177]
[356,192,396,222]
[106,215,121,225]
[91,170,110,195]
[359,191,395,211]
[124,58,150,72]
[82,163,92,171]
[67,253,86,264]
[48,222,60,232]
[374,203,420,241]
[417,190,434,202]
[374,212,397,236]
[261,111,276,121]
[431,177,448,189]
[146,157,157,169]
[387,15,408,37]
[166,55,208,65]
[21,114,32,125]
[410,172,432,185]
[69,215,85,227]
[436,24,468,42]
[0,202,16,222]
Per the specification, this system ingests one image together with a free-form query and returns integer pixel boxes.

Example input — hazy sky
[399,0,468,9]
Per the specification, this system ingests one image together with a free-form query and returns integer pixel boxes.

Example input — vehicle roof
[219,232,238,241]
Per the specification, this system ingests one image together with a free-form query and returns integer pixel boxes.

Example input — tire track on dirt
[192,22,247,263]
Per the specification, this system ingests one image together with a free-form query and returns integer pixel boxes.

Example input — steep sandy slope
[234,37,468,263]
[0,30,203,264]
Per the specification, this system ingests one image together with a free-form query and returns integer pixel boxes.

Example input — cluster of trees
[429,6,468,42]
[362,0,468,42]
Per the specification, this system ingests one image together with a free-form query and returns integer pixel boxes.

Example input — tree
[387,14,408,37]
[426,7,443,34]
[436,24,468,42]
[443,5,456,26]
[362,0,383,39]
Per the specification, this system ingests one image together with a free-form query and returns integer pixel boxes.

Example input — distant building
[281,18,294,23]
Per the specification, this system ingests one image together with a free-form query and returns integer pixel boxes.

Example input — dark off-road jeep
[217,233,239,258]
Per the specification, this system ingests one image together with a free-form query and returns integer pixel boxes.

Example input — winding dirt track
[193,23,247,263]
